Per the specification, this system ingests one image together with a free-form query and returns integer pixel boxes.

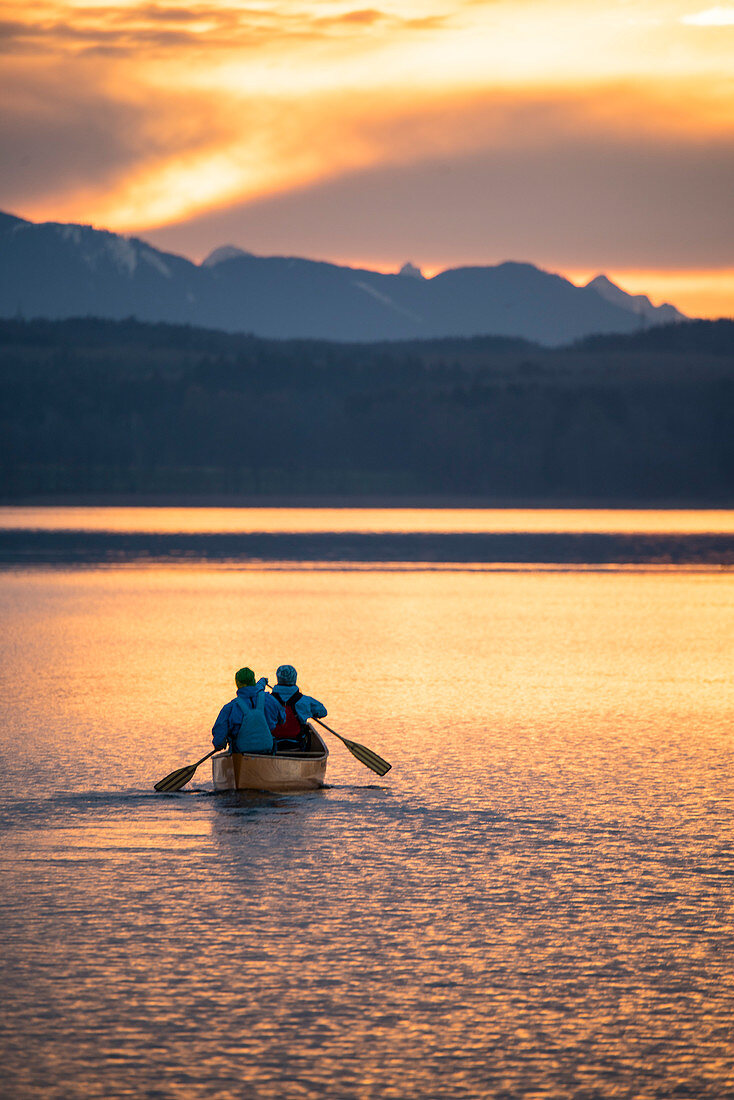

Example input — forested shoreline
[1,316,733,502]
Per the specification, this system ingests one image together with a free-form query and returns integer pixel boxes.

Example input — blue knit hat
[276,664,297,686]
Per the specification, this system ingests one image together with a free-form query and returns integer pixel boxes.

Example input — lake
[0,508,732,1098]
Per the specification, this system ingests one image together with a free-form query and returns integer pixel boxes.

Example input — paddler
[270,665,327,752]
[212,667,285,754]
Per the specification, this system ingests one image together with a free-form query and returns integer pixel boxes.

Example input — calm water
[2,504,734,534]
[1,510,733,1099]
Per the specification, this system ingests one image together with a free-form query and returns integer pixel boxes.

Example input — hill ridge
[0,210,687,345]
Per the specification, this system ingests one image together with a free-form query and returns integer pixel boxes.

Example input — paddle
[314,718,391,777]
[154,747,219,792]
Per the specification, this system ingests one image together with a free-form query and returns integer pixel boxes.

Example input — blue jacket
[212,681,285,750]
[270,684,327,725]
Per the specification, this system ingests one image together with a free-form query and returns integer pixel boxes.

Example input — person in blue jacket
[270,665,327,751]
[212,667,285,754]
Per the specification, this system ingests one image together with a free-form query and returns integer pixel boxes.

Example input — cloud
[5,61,733,261]
[0,0,445,59]
[142,114,734,271]
[0,5,258,55]
[3,0,732,292]
[134,6,219,22]
[0,78,146,203]
[0,63,233,212]
[331,9,388,26]
[680,7,734,25]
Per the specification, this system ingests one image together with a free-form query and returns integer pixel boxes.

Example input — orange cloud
[0,0,449,60]
[31,77,729,233]
[2,0,733,316]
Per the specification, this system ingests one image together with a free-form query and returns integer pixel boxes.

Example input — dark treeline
[1,316,733,501]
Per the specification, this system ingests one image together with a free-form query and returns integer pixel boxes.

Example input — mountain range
[0,211,686,345]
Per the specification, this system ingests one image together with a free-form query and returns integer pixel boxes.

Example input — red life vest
[272,689,306,741]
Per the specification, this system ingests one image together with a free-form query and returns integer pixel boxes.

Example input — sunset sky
[1,0,732,316]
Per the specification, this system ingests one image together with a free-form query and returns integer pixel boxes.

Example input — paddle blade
[341,737,392,777]
[154,763,197,792]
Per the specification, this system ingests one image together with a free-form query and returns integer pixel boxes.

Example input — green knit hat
[235,667,256,687]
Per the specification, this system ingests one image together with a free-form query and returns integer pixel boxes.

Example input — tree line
[1,317,732,501]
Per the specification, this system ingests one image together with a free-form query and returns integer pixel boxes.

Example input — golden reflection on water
[1,505,734,535]
[1,566,733,792]
[0,563,733,1099]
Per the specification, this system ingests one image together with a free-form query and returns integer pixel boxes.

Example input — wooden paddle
[154,747,219,792]
[314,719,391,777]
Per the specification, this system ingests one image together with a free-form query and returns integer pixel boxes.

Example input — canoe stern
[212,724,328,792]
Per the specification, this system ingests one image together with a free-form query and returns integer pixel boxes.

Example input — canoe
[211,723,328,791]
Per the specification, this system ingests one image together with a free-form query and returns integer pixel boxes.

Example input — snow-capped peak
[587,274,686,323]
[201,245,253,268]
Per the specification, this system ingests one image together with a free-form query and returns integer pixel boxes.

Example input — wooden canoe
[211,723,328,791]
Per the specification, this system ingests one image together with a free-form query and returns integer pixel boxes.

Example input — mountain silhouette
[586,274,684,325]
[0,211,687,345]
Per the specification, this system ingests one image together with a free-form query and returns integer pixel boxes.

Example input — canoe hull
[212,724,328,791]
